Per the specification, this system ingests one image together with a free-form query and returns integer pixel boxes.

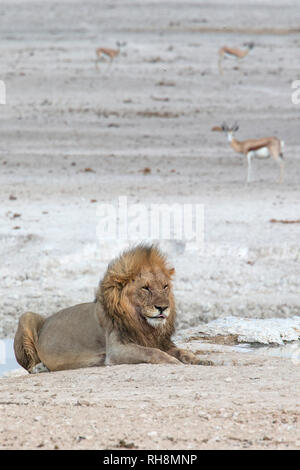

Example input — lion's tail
[14,312,45,373]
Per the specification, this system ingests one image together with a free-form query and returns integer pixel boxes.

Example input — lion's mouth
[153,313,166,319]
[144,311,168,328]
[143,308,169,324]
[147,312,167,321]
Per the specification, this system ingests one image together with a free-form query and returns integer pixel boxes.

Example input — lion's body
[38,303,106,371]
[14,304,105,372]
[14,245,210,373]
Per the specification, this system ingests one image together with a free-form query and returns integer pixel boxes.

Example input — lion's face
[124,268,174,328]
[99,245,176,344]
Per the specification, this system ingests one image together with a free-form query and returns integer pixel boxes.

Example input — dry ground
[1,347,300,450]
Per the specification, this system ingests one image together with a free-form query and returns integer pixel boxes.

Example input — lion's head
[96,244,176,348]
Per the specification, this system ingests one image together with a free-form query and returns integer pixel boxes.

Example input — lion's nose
[155,306,167,314]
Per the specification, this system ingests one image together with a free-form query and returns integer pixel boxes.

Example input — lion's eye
[142,286,151,292]
[164,285,169,289]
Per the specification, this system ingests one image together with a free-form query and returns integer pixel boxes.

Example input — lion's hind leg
[14,312,46,373]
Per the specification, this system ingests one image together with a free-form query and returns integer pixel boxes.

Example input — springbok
[218,42,254,75]
[212,122,285,184]
[95,41,126,68]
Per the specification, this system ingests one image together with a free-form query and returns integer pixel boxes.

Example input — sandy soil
[1,345,299,450]
[0,0,300,450]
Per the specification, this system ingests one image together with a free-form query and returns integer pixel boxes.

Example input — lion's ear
[168,267,175,278]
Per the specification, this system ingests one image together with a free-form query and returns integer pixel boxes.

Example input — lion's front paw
[178,351,214,366]
[194,358,214,366]
[180,351,199,364]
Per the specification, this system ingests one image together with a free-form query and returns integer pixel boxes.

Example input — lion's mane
[95,244,176,349]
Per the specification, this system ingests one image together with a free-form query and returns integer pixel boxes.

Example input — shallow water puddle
[0,338,22,377]
[234,341,300,362]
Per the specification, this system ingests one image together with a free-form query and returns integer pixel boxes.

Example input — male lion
[14,245,207,373]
